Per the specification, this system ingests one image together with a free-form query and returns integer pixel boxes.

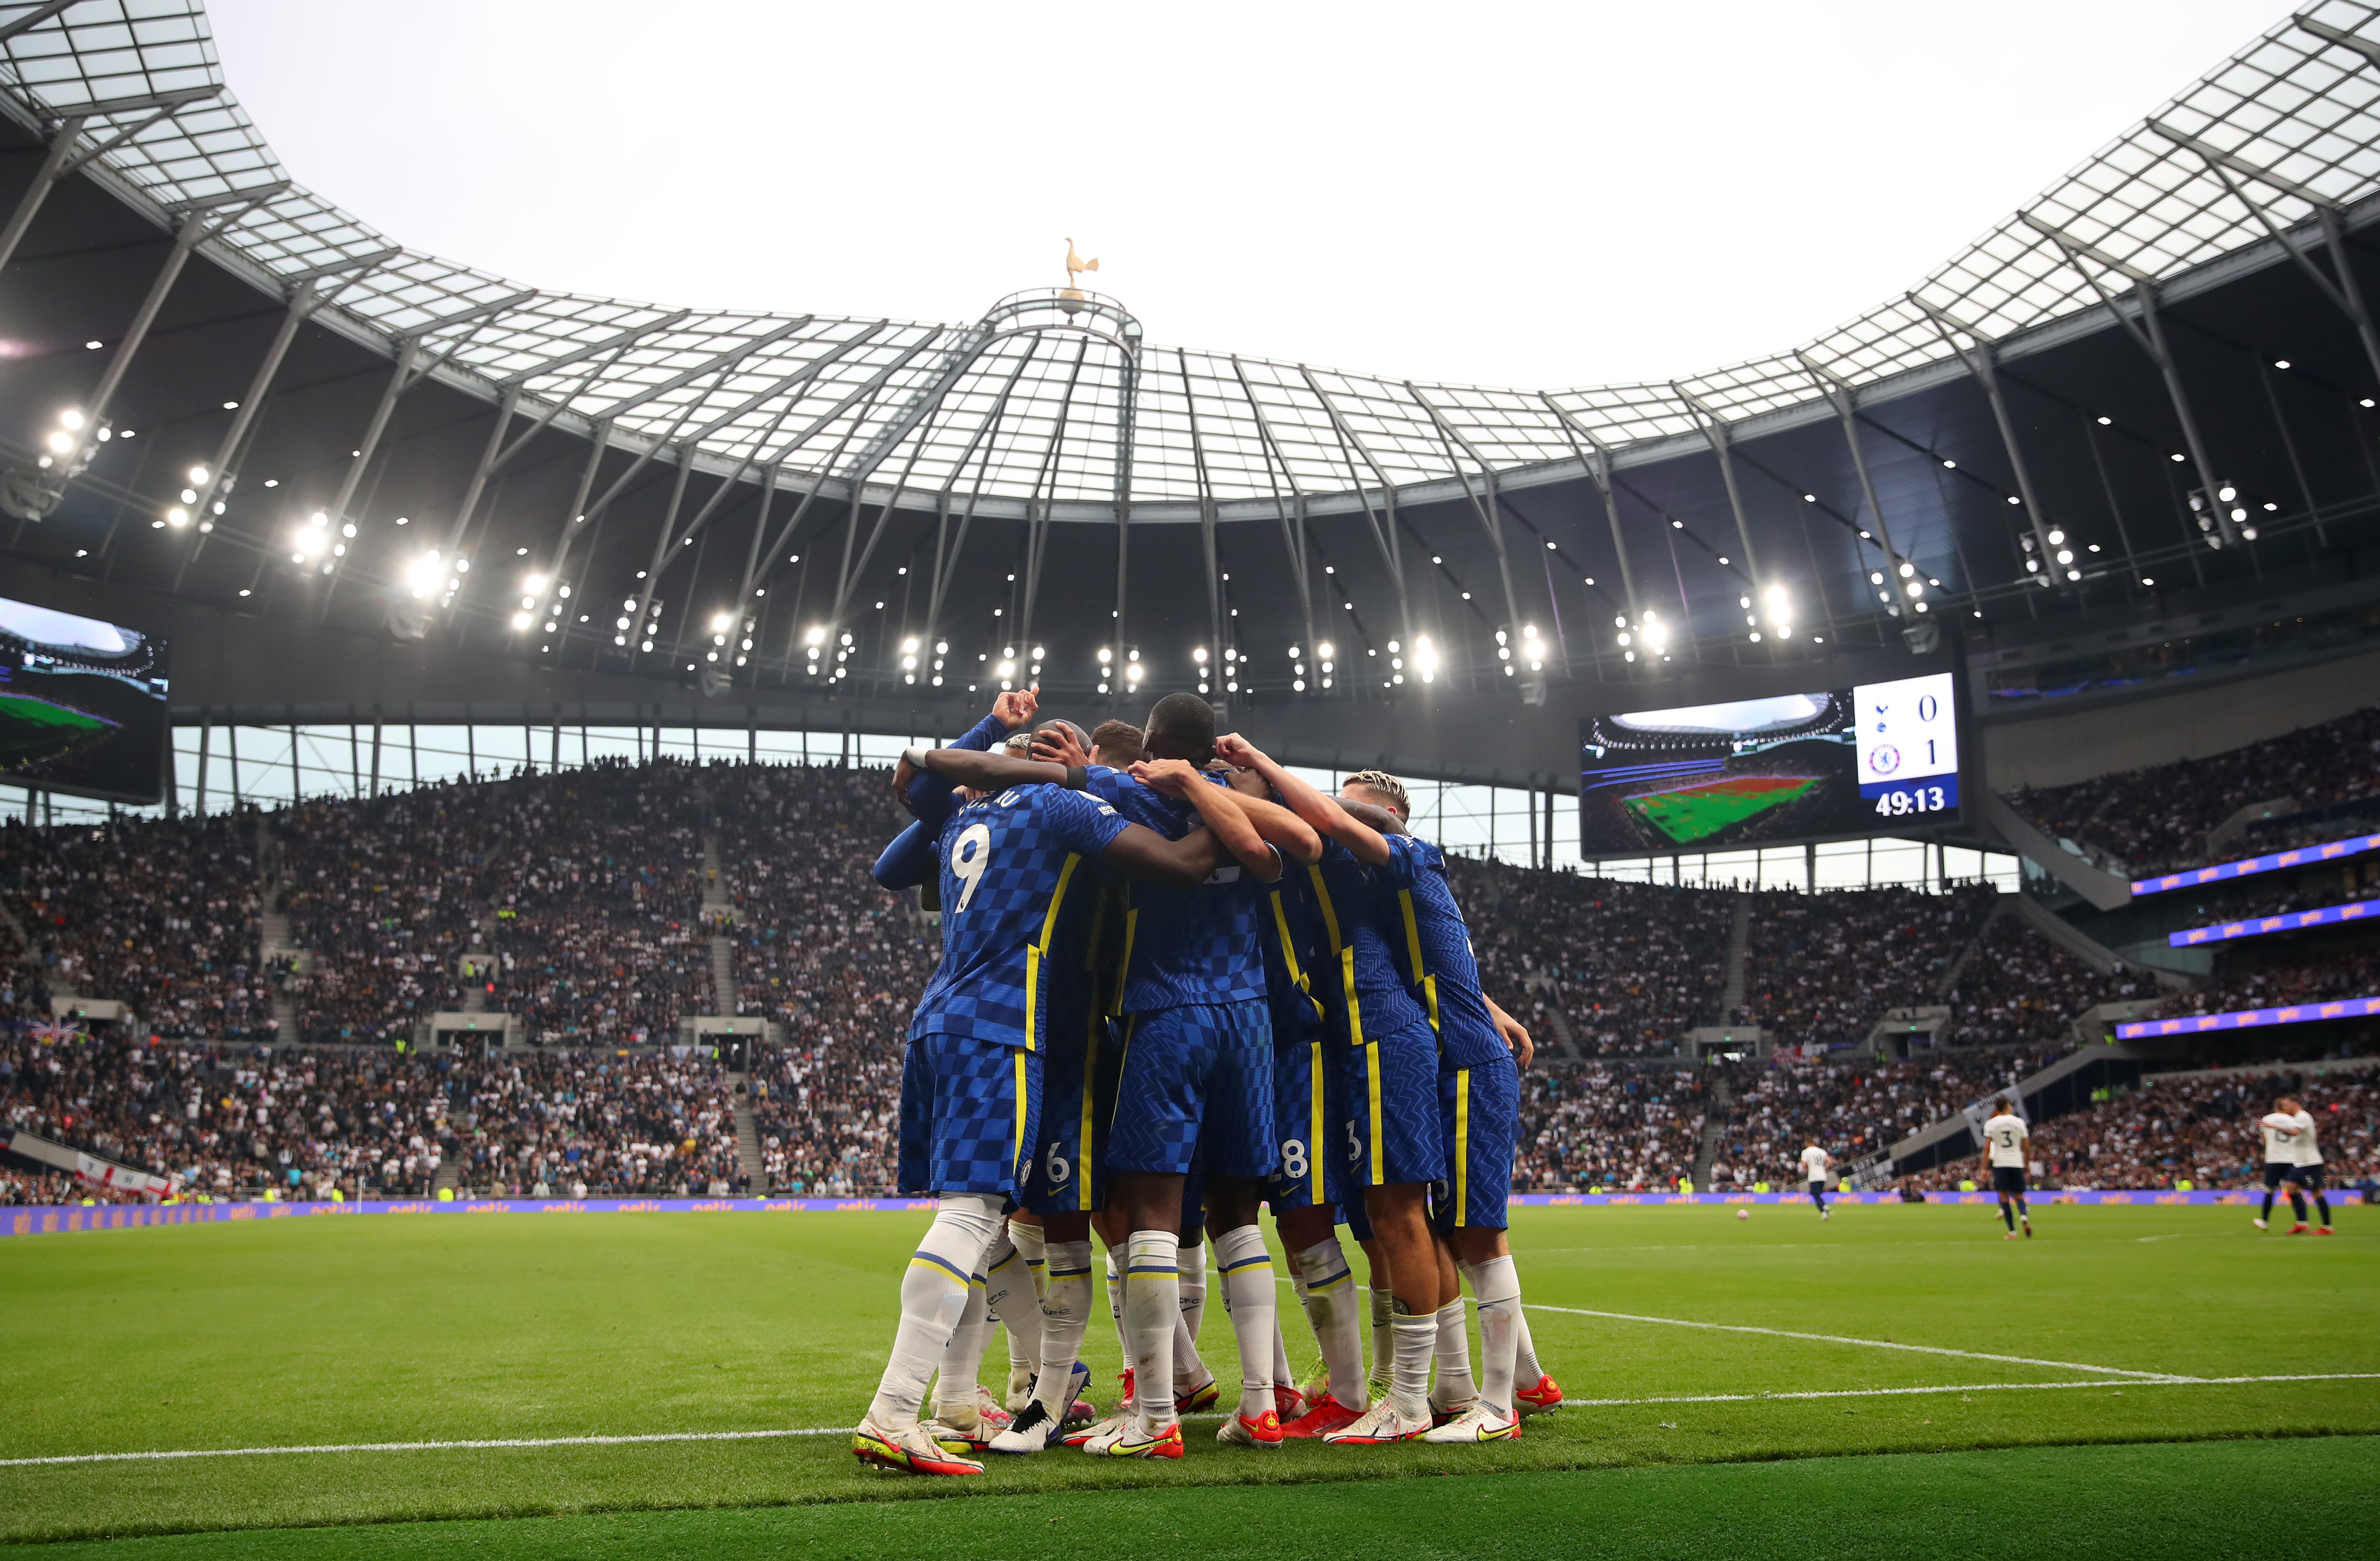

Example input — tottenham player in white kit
[1798,1141,1832,1219]
[1979,1098,2031,1240]
[2254,1100,2300,1231]
[2255,1095,2334,1234]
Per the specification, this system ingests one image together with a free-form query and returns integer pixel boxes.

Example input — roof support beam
[2019,212,2234,546]
[2295,14,2380,71]
[587,315,812,421]
[1015,340,1091,667]
[1407,384,1525,647]
[1907,294,2063,578]
[920,345,1039,674]
[1302,368,1414,657]
[1794,350,1910,599]
[499,310,691,389]
[1540,395,1644,636]
[1178,350,1225,708]
[681,321,890,447]
[2148,119,2380,392]
[0,1,76,44]
[1230,359,1317,673]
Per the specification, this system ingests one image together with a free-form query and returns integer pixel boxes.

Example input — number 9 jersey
[908,784,1130,1052]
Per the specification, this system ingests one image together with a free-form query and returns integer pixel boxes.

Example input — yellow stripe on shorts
[1453,1067,1471,1227]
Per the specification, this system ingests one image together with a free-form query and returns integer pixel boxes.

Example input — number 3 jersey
[908,784,1129,1051]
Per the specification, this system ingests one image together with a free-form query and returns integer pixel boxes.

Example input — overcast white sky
[209,0,2286,389]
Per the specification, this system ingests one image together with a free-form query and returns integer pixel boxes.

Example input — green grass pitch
[1624,776,1815,846]
[1,1203,2371,1553]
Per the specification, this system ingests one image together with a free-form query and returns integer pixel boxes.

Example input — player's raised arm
[1218,773,1326,865]
[1214,734,1390,866]
[909,745,1070,795]
[1098,819,1228,889]
[1130,758,1285,882]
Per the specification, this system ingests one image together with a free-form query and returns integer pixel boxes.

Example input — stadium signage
[2170,897,2379,947]
[2115,994,2380,1039]
[2130,832,2380,898]
[4,1188,2361,1238]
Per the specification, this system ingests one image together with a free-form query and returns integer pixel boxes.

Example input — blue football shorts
[1023,1007,1120,1216]
[1344,1013,1445,1189]
[1267,1036,1347,1212]
[1105,998,1276,1180]
[1429,1047,1519,1232]
[898,1032,1041,1197]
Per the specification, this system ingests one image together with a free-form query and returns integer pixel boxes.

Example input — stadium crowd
[1452,860,1732,1057]
[1513,1061,1708,1191]
[1942,917,2159,1047]
[1711,1048,2065,1186]
[1744,884,1999,1051]
[2009,703,2380,874]
[0,812,276,1040]
[0,1032,740,1200]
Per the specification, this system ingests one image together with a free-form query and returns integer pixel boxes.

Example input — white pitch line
[4,1377,2370,1469]
[1525,1304,2192,1381]
[1564,1373,2380,1409]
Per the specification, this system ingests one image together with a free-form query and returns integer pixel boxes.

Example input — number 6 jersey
[908,784,1130,1051]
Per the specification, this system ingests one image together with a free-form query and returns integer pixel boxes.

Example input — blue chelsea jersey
[1377,834,1510,1069]
[1077,766,1273,1015]
[1305,839,1428,1047]
[1259,864,1330,1047]
[908,785,1129,1050]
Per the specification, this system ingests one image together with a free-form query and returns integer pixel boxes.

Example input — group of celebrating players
[849,687,1556,1474]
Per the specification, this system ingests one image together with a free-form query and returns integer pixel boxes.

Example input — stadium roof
[4,0,2378,520]
[2,1,2380,726]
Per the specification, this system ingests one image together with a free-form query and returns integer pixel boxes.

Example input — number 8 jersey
[908,784,1130,1051]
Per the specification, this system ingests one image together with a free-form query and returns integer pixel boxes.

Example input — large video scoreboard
[0,595,170,805]
[1579,671,1962,856]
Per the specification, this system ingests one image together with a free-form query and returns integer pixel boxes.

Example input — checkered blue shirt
[1305,840,1427,1047]
[909,785,1129,1050]
[1079,766,1271,1015]
[1260,866,1330,1045]
[1379,834,1508,1068]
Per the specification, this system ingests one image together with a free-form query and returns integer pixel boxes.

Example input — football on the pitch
[1735,1208,1750,1220]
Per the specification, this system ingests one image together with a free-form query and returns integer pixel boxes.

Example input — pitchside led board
[1578,672,1961,856]
[0,595,170,805]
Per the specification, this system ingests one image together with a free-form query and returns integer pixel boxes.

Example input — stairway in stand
[700,829,735,1012]
[1693,1069,1735,1189]
[1718,891,1752,1022]
[255,816,301,1042]
[729,1072,767,1197]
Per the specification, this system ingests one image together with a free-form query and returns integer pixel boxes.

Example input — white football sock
[1430,1298,1477,1411]
[1010,1217,1047,1302]
[1464,1256,1522,1418]
[1034,1239,1095,1416]
[1175,1239,1209,1388]
[982,1230,1043,1387]
[1390,1313,1436,1421]
[931,1267,991,1424]
[1293,1237,1367,1410]
[1124,1231,1181,1429]
[1514,1305,1543,1384]
[1105,1247,1129,1364]
[866,1193,1003,1430]
[1212,1224,1279,1420]
[1271,1313,1295,1390]
[1367,1283,1395,1395]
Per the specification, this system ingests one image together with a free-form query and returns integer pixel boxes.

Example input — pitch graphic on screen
[0,596,170,804]
[1578,672,1959,854]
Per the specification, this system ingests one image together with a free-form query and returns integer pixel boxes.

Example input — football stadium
[3,2,2379,1554]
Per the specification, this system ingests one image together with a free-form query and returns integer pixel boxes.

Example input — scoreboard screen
[0,595,170,805]
[1579,671,1961,856]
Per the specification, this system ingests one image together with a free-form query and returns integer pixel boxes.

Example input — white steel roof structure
[2,0,2380,528]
